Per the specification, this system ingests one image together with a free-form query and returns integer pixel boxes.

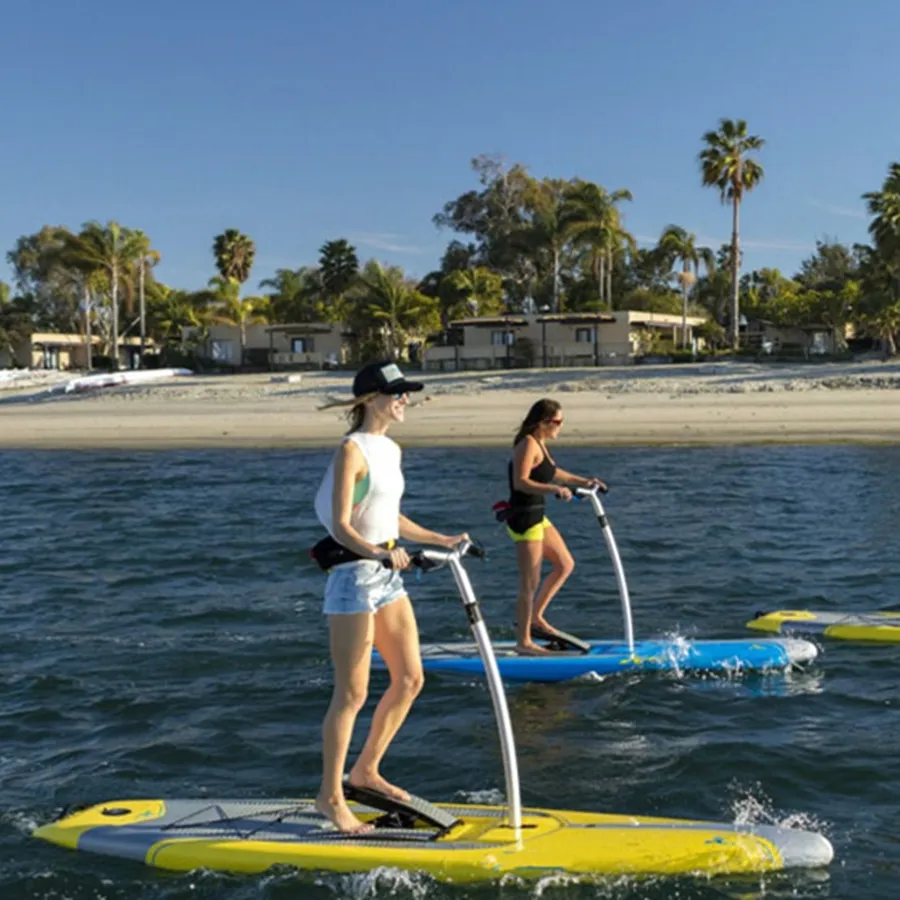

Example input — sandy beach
[1,360,900,449]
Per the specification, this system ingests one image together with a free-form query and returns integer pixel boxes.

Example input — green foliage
[259,267,328,323]
[863,163,900,257]
[621,288,682,315]
[8,144,900,367]
[347,260,441,361]
[0,282,33,357]
[694,319,727,350]
[146,284,210,346]
[439,266,504,323]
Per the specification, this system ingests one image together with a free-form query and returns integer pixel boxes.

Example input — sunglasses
[390,391,409,401]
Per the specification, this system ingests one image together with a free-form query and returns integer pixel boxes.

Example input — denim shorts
[323,560,408,615]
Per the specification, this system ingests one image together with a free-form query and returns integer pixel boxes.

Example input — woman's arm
[512,436,566,496]
[553,467,607,490]
[330,441,387,559]
[398,514,467,548]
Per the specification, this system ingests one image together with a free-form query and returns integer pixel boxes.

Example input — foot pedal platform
[531,624,590,653]
[343,781,461,834]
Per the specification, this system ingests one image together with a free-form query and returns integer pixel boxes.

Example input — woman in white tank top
[312,361,467,834]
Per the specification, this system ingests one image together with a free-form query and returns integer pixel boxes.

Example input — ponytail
[317,392,379,434]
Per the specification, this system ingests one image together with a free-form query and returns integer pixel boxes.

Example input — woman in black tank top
[508,399,607,655]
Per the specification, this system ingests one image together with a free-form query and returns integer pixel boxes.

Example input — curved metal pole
[422,548,522,837]
[575,488,635,653]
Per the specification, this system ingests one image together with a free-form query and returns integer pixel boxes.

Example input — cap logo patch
[379,363,403,383]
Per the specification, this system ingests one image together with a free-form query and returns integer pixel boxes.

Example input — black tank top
[507,440,556,533]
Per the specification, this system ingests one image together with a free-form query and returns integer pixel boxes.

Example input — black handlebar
[380,538,486,571]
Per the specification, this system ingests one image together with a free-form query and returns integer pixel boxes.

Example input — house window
[291,337,314,353]
[491,330,514,346]
[575,327,595,343]
[210,340,233,362]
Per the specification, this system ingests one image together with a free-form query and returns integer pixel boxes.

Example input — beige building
[745,319,849,357]
[423,310,709,371]
[182,322,350,369]
[4,333,150,370]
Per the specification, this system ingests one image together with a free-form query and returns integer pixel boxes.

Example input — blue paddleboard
[404,636,817,683]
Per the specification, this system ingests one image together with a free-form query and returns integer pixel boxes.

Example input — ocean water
[1,444,899,899]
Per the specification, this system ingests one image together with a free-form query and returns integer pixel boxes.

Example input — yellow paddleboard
[747,609,900,643]
[34,792,832,882]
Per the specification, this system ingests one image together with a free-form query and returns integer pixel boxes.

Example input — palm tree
[212,229,256,288]
[146,284,212,351]
[354,261,439,360]
[200,275,269,365]
[259,267,326,323]
[439,266,504,323]
[699,118,765,349]
[130,231,160,367]
[863,163,900,252]
[856,241,900,356]
[656,225,715,347]
[319,239,359,313]
[66,222,144,368]
[561,181,635,308]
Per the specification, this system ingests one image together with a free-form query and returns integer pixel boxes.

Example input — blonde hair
[317,392,379,434]
[318,390,431,434]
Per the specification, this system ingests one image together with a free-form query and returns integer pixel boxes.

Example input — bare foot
[348,768,410,802]
[515,641,554,656]
[533,619,562,635]
[315,793,374,834]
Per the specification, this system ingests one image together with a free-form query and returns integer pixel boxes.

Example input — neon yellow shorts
[506,516,552,543]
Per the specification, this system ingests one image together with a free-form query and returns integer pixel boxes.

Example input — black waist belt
[309,534,396,572]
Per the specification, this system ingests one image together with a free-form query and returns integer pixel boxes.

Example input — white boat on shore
[49,368,193,394]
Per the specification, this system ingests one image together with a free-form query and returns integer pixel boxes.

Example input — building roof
[449,316,529,327]
[29,333,153,347]
[266,323,337,336]
[536,312,616,324]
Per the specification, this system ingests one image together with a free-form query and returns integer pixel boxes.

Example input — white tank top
[314,431,404,546]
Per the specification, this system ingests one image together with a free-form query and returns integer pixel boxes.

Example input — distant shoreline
[2,362,900,450]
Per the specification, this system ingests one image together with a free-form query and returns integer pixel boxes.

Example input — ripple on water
[2,446,900,899]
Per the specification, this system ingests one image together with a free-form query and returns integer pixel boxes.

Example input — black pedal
[530,624,590,653]
[343,781,460,833]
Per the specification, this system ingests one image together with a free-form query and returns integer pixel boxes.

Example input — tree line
[2,118,899,368]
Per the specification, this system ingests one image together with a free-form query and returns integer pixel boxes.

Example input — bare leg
[349,595,423,800]
[532,525,575,632]
[315,612,375,833]
[515,540,553,655]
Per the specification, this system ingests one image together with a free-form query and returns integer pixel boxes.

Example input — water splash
[1,808,40,836]
[316,865,435,900]
[727,781,830,837]
[570,671,606,685]
[455,787,505,805]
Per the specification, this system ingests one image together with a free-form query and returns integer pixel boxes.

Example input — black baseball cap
[352,361,424,397]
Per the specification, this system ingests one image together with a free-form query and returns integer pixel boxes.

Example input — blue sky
[1,0,896,293]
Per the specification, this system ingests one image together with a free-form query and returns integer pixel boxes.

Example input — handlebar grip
[380,550,423,571]
[380,540,485,571]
